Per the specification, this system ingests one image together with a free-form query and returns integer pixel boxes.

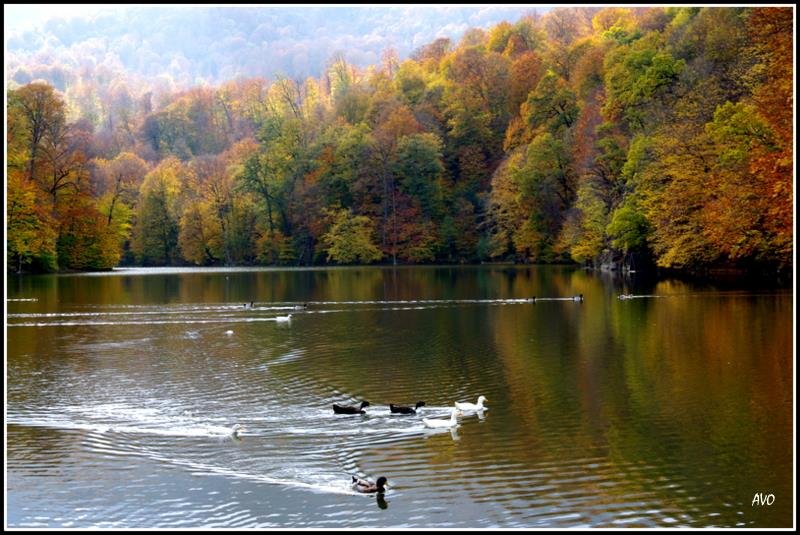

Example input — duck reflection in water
[460,408,486,421]
[376,494,388,509]
[423,425,460,441]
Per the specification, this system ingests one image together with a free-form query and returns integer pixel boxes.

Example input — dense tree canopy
[7,7,793,274]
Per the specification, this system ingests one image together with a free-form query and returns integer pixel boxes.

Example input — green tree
[603,34,685,132]
[394,133,445,218]
[321,209,383,264]
[564,183,608,263]
[606,202,650,255]
[523,70,579,135]
[131,157,184,265]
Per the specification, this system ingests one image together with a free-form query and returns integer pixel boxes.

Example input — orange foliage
[509,51,544,115]
[746,8,793,266]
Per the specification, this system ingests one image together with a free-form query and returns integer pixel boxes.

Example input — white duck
[455,395,487,412]
[422,405,460,429]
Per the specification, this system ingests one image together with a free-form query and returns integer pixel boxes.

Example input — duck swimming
[422,406,460,428]
[333,401,370,415]
[352,475,388,493]
[389,401,426,414]
[231,424,246,438]
[455,395,487,412]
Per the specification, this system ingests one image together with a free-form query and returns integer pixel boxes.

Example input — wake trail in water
[7,396,399,497]
[132,447,362,496]
[7,416,239,438]
[8,298,587,328]
[8,317,302,327]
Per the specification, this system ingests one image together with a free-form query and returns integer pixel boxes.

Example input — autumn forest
[6,7,793,274]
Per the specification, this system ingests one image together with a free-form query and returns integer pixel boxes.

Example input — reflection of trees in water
[490,270,793,524]
[607,282,793,521]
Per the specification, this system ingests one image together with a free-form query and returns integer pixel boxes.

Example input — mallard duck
[422,406,459,428]
[455,395,487,412]
[333,401,370,414]
[352,475,388,493]
[389,401,426,414]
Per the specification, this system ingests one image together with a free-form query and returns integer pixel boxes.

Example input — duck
[244,301,254,309]
[275,314,292,322]
[231,424,246,438]
[333,401,370,415]
[389,401,426,414]
[455,395,487,412]
[572,294,584,302]
[352,475,388,493]
[293,303,308,310]
[422,405,460,428]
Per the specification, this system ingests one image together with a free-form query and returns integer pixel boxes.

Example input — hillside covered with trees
[6,7,793,275]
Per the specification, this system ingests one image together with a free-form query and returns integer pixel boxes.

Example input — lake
[6,266,794,528]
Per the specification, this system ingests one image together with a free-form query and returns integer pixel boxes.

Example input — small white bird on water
[422,405,460,429]
[455,395,487,412]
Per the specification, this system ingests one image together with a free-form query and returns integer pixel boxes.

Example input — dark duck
[333,401,370,414]
[389,401,426,414]
[352,475,388,493]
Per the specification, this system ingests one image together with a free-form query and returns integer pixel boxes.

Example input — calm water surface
[6,266,794,528]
